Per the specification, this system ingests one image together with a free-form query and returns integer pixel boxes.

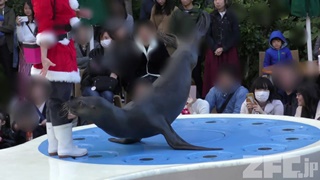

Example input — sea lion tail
[165,134,223,151]
[161,120,223,151]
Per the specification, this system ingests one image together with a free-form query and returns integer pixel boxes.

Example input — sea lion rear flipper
[108,138,141,144]
[160,122,223,151]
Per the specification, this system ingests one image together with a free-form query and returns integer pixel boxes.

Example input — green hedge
[7,0,24,16]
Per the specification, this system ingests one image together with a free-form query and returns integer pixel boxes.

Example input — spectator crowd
[0,0,320,150]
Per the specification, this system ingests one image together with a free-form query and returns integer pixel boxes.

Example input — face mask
[100,39,112,48]
[255,91,270,103]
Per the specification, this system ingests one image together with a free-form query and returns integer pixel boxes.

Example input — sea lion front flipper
[160,121,223,151]
[108,138,141,144]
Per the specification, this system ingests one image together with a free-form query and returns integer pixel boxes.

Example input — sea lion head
[66,96,107,119]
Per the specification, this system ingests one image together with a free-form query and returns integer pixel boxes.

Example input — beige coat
[150,6,178,33]
[150,6,178,55]
[240,100,284,115]
[295,101,320,120]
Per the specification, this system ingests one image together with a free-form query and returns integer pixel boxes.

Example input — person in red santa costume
[31,0,88,158]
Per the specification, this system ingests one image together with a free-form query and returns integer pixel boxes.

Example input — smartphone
[246,93,254,104]
[20,16,28,22]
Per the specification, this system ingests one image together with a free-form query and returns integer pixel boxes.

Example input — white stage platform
[1,114,320,180]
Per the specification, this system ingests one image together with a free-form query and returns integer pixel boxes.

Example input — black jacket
[0,128,16,149]
[14,126,46,145]
[140,0,154,20]
[207,10,240,52]
[277,90,298,116]
[14,104,47,145]
[134,39,170,78]
[119,39,169,94]
[99,40,165,93]
[81,47,113,90]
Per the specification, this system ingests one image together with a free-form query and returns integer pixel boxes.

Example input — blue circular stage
[38,117,320,165]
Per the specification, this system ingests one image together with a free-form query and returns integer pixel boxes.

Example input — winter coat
[140,0,155,20]
[31,0,81,83]
[150,5,178,33]
[241,100,284,115]
[277,90,298,116]
[295,101,320,120]
[0,128,16,149]
[0,6,15,52]
[81,46,113,90]
[14,104,47,145]
[264,31,293,67]
[75,41,100,69]
[170,5,203,39]
[207,9,240,53]
[134,39,170,78]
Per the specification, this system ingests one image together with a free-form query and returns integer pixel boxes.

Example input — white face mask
[100,39,112,48]
[255,90,270,103]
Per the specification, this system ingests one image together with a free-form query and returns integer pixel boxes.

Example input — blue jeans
[82,87,114,103]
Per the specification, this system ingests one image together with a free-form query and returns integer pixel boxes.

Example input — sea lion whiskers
[67,97,100,117]
[61,102,71,118]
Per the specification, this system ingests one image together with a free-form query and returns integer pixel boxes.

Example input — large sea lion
[68,35,222,150]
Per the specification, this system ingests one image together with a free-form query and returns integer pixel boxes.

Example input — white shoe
[46,123,58,156]
[53,123,87,158]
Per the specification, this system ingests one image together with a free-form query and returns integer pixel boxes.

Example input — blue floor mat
[38,117,320,165]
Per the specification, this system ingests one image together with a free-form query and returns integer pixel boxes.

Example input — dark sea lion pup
[68,35,222,150]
